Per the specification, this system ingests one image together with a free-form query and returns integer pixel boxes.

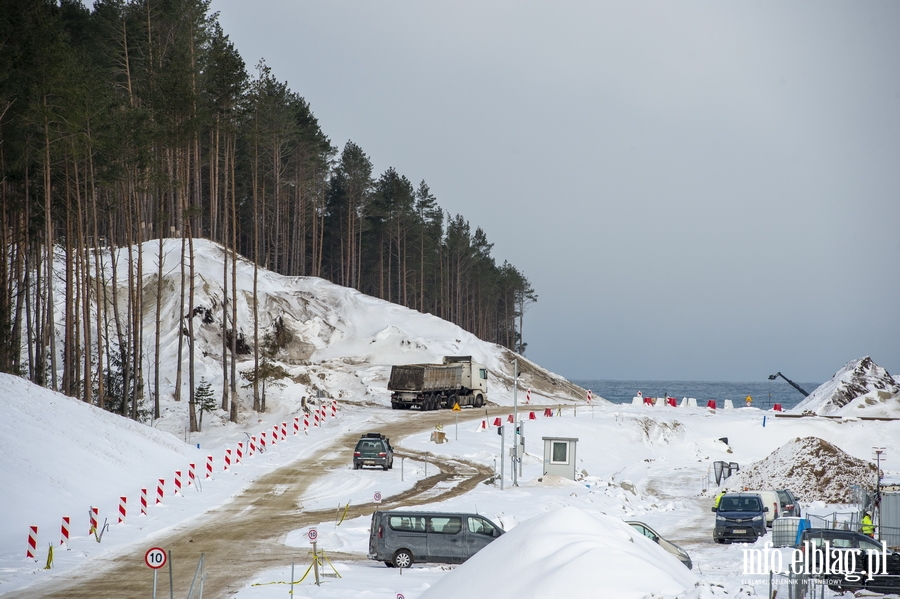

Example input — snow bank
[792,356,900,417]
[0,373,198,552]
[419,506,697,599]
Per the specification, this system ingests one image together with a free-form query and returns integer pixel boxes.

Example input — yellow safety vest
[861,514,874,536]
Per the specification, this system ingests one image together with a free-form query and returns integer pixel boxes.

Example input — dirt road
[13,409,499,599]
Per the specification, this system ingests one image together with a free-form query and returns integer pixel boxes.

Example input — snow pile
[791,356,900,417]
[0,373,198,552]
[419,506,697,599]
[724,436,876,503]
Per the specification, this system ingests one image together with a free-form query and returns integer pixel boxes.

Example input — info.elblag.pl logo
[744,541,891,582]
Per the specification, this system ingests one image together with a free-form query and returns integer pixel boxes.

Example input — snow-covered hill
[84,239,588,439]
[790,356,900,417]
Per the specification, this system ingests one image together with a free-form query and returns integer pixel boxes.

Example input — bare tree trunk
[229,135,239,423]
[43,104,58,390]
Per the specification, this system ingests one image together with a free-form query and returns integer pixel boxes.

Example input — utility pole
[518,420,524,478]
[499,425,505,491]
[873,447,886,539]
[512,358,519,487]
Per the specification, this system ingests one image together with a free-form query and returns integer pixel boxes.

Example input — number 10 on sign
[145,547,167,599]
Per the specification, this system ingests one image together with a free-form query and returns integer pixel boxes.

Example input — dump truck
[388,356,488,410]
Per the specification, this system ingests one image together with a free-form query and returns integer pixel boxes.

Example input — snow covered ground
[2,372,899,598]
[3,240,899,597]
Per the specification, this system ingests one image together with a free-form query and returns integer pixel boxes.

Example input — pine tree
[195,377,216,431]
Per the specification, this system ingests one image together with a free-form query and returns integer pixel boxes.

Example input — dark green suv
[353,433,394,471]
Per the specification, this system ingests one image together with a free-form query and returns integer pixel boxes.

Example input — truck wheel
[475,394,484,408]
[393,549,413,568]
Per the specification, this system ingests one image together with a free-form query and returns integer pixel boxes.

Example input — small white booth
[542,436,578,480]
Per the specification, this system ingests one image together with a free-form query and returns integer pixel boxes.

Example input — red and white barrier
[206,454,213,478]
[643,396,654,406]
[707,400,717,411]
[529,411,536,420]
[156,479,165,504]
[27,526,37,559]
[174,470,182,496]
[270,426,277,446]
[480,419,487,429]
[543,408,553,417]
[293,416,299,436]
[141,489,148,515]
[587,390,593,403]
[118,496,126,524]
[188,462,196,485]
[281,422,287,440]
[493,417,502,427]
[507,414,514,423]
[60,517,70,547]
[332,398,337,418]
[667,397,677,407]
[773,403,783,412]
[303,413,309,433]
[526,389,531,404]
[314,411,320,427]
[89,506,99,533]
[224,449,231,472]
[249,436,257,455]
[236,442,243,463]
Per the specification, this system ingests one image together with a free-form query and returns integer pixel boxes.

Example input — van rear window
[388,516,426,532]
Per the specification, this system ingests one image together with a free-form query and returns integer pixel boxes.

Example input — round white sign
[307,528,318,542]
[145,547,167,569]
[374,491,383,503]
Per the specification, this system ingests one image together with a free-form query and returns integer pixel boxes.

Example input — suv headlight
[716,516,726,522]
[752,515,763,521]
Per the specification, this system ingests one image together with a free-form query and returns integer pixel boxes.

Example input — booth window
[551,441,569,464]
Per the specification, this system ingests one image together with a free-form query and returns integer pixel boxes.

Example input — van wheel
[393,549,413,568]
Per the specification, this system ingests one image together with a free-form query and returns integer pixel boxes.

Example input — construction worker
[861,510,875,537]
[714,490,726,509]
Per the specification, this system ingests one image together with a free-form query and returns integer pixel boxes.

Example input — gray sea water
[569,379,821,411]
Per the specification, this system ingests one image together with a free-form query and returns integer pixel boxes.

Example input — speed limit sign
[307,528,318,543]
[144,547,167,569]
[374,491,382,503]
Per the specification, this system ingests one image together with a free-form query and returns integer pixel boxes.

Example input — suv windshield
[720,496,762,512]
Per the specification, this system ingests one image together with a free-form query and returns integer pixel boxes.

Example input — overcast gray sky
[210,0,900,382]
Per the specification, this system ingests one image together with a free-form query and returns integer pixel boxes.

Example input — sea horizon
[570,378,820,411]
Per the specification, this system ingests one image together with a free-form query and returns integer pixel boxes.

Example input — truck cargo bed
[388,364,462,392]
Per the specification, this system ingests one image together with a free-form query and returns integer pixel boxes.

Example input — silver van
[368,510,504,567]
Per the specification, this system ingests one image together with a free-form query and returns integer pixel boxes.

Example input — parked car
[627,521,693,569]
[712,492,768,543]
[368,510,504,567]
[744,489,781,526]
[353,433,394,470]
[796,528,900,594]
[776,489,801,517]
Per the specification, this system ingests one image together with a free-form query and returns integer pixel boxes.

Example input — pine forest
[0,0,537,427]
